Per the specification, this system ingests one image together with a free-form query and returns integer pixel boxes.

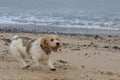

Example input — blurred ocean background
[0,0,120,31]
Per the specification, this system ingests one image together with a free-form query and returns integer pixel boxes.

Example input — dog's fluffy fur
[10,35,61,71]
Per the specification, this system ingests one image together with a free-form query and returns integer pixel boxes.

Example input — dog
[10,34,61,71]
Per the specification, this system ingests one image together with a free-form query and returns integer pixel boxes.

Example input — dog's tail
[11,35,19,40]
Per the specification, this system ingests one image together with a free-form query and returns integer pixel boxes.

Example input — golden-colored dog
[10,34,61,71]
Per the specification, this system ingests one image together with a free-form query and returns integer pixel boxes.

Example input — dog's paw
[50,68,56,71]
[25,65,30,68]
[21,65,30,69]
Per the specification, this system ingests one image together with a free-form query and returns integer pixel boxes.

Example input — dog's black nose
[56,42,60,46]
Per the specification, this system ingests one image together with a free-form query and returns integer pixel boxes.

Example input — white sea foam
[0,0,120,31]
[0,13,120,31]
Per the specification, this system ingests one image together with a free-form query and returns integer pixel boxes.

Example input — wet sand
[0,32,120,80]
[0,24,120,34]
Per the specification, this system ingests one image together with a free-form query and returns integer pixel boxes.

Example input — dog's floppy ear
[41,37,48,47]
[41,37,46,45]
[40,37,51,52]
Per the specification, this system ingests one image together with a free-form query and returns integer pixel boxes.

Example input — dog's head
[41,35,61,53]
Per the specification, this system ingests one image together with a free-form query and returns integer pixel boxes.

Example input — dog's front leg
[48,58,56,71]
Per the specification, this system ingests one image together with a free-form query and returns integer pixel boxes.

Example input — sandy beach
[0,32,120,80]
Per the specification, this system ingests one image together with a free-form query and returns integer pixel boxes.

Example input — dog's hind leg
[19,57,30,69]
[10,46,30,69]
[17,50,30,69]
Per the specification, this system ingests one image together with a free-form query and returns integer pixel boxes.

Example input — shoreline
[0,23,120,34]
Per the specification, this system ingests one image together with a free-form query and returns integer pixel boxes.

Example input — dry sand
[0,32,120,80]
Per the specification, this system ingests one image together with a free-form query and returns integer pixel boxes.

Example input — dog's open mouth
[52,47,59,52]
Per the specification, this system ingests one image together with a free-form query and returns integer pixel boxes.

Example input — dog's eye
[50,39,54,42]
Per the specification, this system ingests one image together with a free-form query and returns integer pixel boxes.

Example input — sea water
[0,0,120,31]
